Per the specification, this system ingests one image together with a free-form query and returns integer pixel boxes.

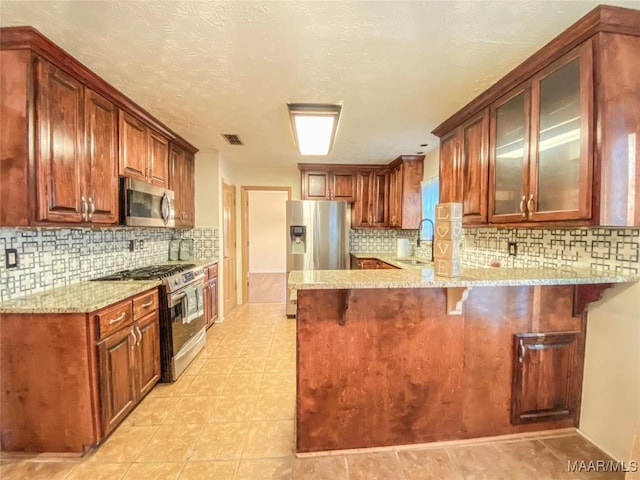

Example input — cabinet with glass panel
[489,41,593,224]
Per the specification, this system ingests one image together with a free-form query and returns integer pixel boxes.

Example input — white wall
[194,152,220,227]
[248,190,288,273]
[218,155,299,304]
[423,147,439,180]
[580,281,640,462]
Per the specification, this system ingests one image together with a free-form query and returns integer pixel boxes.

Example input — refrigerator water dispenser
[289,225,306,254]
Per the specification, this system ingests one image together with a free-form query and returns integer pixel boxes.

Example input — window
[421,176,439,238]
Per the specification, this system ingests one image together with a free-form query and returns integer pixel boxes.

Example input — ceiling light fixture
[287,103,342,155]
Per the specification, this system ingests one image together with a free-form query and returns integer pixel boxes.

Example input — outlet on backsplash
[128,239,145,252]
[508,242,517,256]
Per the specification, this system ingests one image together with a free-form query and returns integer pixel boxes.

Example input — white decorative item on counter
[396,238,410,258]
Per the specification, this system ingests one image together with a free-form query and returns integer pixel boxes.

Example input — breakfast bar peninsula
[289,263,637,453]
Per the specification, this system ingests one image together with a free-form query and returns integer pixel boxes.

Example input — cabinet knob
[519,196,526,218]
[88,197,95,220]
[81,196,88,221]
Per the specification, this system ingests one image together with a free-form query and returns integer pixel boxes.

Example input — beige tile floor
[1,303,623,479]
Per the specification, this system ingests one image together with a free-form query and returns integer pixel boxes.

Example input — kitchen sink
[396,259,431,266]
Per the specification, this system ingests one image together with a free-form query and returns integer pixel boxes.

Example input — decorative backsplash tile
[0,227,220,301]
[350,227,639,274]
[349,228,433,258]
[463,228,639,273]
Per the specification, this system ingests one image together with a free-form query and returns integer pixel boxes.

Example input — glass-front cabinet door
[489,89,530,223]
[529,41,593,221]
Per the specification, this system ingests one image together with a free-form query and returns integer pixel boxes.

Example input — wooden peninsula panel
[296,285,584,452]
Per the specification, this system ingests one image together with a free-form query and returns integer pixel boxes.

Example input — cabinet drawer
[96,302,133,339]
[207,264,218,279]
[133,290,159,319]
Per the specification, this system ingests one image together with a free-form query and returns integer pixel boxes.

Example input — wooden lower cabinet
[135,312,161,398]
[0,288,160,453]
[296,285,587,452]
[511,331,580,424]
[98,296,160,437]
[204,263,219,328]
[98,326,137,435]
[351,256,399,270]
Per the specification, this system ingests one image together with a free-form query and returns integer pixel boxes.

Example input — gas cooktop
[92,264,196,281]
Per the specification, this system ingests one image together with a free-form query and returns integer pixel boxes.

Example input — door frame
[241,186,292,304]
[222,179,237,316]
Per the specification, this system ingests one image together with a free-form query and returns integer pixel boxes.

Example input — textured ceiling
[1,0,637,167]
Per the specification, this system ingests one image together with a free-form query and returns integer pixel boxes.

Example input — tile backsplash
[350,227,639,274]
[0,227,220,301]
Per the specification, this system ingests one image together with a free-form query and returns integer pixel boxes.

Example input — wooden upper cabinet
[528,42,593,222]
[35,59,85,223]
[353,170,388,228]
[489,43,593,225]
[85,89,118,224]
[330,172,356,202]
[460,110,489,225]
[511,332,580,424]
[118,111,148,181]
[302,171,330,199]
[433,8,640,227]
[388,156,424,229]
[438,132,459,205]
[119,111,171,188]
[489,87,531,224]
[183,151,195,226]
[169,144,195,228]
[0,29,198,228]
[148,129,169,187]
[300,167,355,201]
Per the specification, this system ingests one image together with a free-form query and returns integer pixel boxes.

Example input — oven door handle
[169,291,187,310]
[174,329,206,360]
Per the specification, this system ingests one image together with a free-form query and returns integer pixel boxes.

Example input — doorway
[222,180,237,316]
[241,187,291,304]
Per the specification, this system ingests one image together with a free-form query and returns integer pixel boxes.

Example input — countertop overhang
[289,253,638,290]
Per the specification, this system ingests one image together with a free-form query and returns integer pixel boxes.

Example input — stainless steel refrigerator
[286,200,349,317]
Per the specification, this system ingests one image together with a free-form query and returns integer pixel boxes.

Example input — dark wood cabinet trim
[432,5,640,136]
[0,26,198,154]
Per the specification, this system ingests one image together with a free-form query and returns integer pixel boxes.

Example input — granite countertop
[289,252,639,289]
[0,280,162,314]
[0,259,219,314]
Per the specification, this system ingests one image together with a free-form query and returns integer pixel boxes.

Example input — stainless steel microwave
[120,178,175,227]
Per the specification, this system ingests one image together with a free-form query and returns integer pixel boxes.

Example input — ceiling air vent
[222,134,243,145]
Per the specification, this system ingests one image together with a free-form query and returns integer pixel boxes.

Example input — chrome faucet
[417,218,435,262]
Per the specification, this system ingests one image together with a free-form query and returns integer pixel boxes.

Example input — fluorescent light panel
[288,103,341,155]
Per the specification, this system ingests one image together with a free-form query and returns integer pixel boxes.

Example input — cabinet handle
[527,194,535,214]
[518,339,526,363]
[81,196,88,221]
[519,196,526,218]
[109,312,126,325]
[88,197,95,220]
[141,300,154,308]
[130,329,137,348]
[135,326,143,345]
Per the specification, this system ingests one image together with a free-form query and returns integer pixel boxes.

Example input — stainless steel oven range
[159,266,206,382]
[92,264,206,382]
